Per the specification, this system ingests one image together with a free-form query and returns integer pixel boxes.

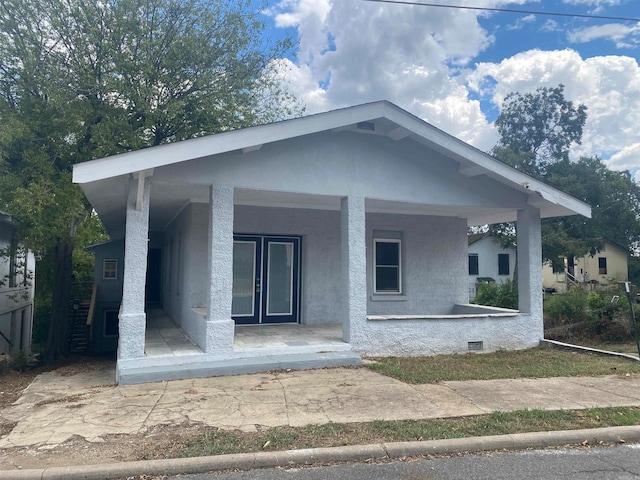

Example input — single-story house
[72,101,591,384]
[542,238,629,293]
[467,233,516,299]
[0,211,35,356]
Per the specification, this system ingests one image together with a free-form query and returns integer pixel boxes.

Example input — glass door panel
[266,242,293,315]
[232,241,256,316]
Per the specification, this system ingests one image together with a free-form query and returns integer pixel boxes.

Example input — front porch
[118,309,359,385]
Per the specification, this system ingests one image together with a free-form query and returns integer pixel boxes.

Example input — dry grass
[366,347,640,384]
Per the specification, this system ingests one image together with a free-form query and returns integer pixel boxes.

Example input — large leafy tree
[0,0,300,362]
[493,84,587,178]
[490,85,640,273]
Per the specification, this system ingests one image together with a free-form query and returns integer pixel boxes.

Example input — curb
[2,426,639,480]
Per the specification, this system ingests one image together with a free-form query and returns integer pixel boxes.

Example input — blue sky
[261,0,640,182]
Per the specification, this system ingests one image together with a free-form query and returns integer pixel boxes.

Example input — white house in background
[0,212,35,356]
[72,101,591,384]
[467,233,516,299]
[542,238,629,294]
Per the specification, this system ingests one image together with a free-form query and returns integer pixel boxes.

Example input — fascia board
[72,102,388,184]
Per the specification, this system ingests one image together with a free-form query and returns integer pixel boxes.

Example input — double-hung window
[598,257,607,275]
[468,254,479,275]
[103,259,118,280]
[498,254,510,276]
[374,238,401,294]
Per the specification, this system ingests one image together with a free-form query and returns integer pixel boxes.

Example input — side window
[598,257,607,275]
[498,254,510,276]
[469,254,479,275]
[374,238,401,294]
[103,259,118,280]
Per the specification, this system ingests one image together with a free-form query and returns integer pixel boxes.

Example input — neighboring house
[0,212,35,356]
[542,239,629,294]
[467,233,516,300]
[72,101,590,384]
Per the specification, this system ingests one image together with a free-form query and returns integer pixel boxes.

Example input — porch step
[117,350,362,385]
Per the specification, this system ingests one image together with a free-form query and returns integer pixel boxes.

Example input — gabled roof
[73,100,591,234]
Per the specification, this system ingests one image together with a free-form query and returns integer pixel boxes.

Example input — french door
[232,235,300,324]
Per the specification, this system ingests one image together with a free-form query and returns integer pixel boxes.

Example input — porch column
[205,184,235,354]
[517,206,543,331]
[119,174,151,359]
[341,196,367,345]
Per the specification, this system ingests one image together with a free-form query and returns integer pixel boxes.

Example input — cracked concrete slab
[2,367,640,450]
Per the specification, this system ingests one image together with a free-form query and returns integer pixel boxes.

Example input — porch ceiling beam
[242,144,262,154]
[387,126,410,141]
[133,169,154,211]
[459,164,487,177]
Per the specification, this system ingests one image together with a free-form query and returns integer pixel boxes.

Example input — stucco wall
[355,313,539,356]
[168,205,469,327]
[163,203,208,347]
[153,132,529,211]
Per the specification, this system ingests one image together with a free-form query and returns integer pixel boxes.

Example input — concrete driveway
[2,365,640,449]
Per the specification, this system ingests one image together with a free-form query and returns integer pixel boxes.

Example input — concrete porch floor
[144,308,346,357]
[123,309,360,385]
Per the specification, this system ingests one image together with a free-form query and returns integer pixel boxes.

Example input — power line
[359,0,640,23]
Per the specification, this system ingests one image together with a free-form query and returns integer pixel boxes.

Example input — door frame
[232,234,301,325]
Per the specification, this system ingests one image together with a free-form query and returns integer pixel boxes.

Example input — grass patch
[366,348,640,384]
[179,407,640,457]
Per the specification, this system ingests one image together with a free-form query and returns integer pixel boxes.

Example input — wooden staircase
[67,282,97,355]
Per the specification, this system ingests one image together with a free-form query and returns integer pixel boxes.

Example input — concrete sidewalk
[1,365,640,451]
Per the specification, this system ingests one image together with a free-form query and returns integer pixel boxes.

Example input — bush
[544,288,629,341]
[473,280,518,310]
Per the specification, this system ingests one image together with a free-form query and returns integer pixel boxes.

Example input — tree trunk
[43,239,74,364]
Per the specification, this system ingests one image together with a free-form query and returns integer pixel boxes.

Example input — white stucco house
[72,101,591,384]
[0,212,35,356]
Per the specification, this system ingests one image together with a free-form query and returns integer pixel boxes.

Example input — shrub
[473,280,518,310]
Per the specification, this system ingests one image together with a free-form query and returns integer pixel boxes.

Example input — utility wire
[359,0,640,23]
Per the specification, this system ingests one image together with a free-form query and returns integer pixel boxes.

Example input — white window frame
[373,238,402,294]
[103,259,118,280]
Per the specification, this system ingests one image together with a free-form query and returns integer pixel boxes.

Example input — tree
[494,84,587,177]
[491,85,640,274]
[0,0,301,363]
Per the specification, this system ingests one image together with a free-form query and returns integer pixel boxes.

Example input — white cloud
[609,143,640,173]
[568,23,640,48]
[269,1,639,183]
[268,0,510,144]
[507,14,536,31]
[468,49,640,179]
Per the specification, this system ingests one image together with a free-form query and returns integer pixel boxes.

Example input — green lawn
[366,347,640,384]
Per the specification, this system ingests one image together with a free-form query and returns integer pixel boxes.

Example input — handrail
[86,284,97,326]
[0,330,12,347]
[566,271,579,285]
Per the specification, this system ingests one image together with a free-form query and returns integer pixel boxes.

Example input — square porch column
[205,184,235,354]
[517,206,543,334]
[341,196,367,346]
[119,175,151,360]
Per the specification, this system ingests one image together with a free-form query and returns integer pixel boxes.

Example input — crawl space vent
[468,341,484,351]
[357,121,375,131]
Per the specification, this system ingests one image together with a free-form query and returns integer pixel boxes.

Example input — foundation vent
[468,341,484,351]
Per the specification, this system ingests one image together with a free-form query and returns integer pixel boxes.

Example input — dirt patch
[0,423,213,470]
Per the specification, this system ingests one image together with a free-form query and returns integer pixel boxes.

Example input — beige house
[542,239,629,293]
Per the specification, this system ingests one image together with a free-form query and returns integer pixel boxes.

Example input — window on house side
[374,239,401,294]
[598,257,607,275]
[103,259,118,280]
[469,254,479,275]
[498,254,510,276]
